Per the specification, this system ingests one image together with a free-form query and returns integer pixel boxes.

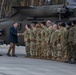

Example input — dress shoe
[7,54,11,57]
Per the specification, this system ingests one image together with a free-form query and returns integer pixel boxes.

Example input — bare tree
[0,0,4,18]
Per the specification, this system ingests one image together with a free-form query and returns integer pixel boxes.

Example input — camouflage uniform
[41,26,47,58]
[58,27,68,61]
[30,28,37,57]
[47,26,54,59]
[22,28,31,57]
[68,25,76,62]
[64,27,71,62]
[36,28,41,58]
[51,29,60,60]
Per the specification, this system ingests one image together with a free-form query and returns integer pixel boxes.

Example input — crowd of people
[0,20,76,64]
[19,20,76,64]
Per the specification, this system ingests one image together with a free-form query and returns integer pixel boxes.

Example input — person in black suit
[7,22,19,57]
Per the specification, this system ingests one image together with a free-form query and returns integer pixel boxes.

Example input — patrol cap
[61,22,66,27]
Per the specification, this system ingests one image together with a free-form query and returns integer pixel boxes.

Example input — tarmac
[0,45,76,75]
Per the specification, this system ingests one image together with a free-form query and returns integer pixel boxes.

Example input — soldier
[46,20,54,59]
[30,22,37,57]
[57,22,67,61]
[51,24,59,60]
[41,22,47,58]
[64,21,72,63]
[68,20,76,64]
[36,24,41,58]
[22,24,31,57]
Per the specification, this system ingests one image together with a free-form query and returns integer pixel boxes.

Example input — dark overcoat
[9,26,18,43]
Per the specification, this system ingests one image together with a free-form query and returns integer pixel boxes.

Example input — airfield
[0,45,76,75]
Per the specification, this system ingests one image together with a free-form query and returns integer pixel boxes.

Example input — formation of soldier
[20,20,76,64]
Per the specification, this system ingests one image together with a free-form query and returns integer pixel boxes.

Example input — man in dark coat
[7,22,19,57]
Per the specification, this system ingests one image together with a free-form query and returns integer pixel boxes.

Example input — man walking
[7,22,19,57]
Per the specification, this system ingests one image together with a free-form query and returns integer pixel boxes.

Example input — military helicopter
[0,0,76,45]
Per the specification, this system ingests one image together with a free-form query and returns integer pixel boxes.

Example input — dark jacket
[9,26,18,43]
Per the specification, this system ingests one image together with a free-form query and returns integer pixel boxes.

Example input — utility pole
[0,0,5,18]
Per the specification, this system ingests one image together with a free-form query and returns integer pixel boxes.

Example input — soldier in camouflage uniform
[36,24,41,58]
[30,23,37,57]
[63,22,72,63]
[46,20,54,59]
[41,22,47,58]
[57,22,67,61]
[22,24,31,57]
[51,24,59,60]
[68,20,76,64]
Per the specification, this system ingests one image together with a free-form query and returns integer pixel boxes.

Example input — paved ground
[0,45,76,75]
